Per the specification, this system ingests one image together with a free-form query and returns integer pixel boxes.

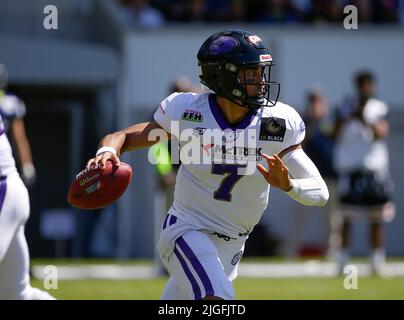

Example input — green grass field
[30,258,404,300]
[31,277,404,300]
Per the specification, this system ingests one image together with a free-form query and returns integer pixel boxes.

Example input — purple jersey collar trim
[208,93,256,131]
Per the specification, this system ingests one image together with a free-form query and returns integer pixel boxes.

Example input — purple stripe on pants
[174,247,201,300]
[169,215,177,226]
[162,214,169,229]
[176,236,214,297]
[0,177,7,214]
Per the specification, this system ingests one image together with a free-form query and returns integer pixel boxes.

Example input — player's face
[359,80,375,98]
[237,66,265,98]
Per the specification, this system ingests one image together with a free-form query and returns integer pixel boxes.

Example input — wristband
[96,146,117,157]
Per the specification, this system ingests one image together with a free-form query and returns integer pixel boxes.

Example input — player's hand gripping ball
[68,161,132,209]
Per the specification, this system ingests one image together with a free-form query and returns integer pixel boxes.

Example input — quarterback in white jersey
[0,115,54,300]
[87,29,329,300]
[154,91,308,239]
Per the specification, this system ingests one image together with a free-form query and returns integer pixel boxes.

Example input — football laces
[76,166,96,180]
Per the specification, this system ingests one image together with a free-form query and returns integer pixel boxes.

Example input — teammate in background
[169,76,201,96]
[86,29,329,300]
[0,113,54,299]
[333,71,394,276]
[0,64,36,187]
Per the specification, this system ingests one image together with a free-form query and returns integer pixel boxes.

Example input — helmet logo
[225,63,237,72]
[247,35,262,46]
[208,36,239,54]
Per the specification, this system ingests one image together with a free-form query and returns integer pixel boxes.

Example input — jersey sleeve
[153,92,195,137]
[0,95,26,119]
[281,107,306,150]
[14,98,26,118]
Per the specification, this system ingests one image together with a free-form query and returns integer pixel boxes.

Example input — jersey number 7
[212,163,247,202]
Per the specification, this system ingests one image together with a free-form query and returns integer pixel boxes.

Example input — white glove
[22,163,36,187]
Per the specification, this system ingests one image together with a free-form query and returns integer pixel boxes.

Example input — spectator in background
[230,0,247,22]
[118,0,165,29]
[374,0,399,23]
[153,0,401,25]
[250,0,301,23]
[205,0,242,22]
[169,76,200,95]
[158,0,247,23]
[351,0,373,23]
[0,64,36,188]
[333,71,394,276]
[399,0,404,25]
[158,0,194,22]
[287,85,339,258]
[303,0,343,24]
[303,86,341,257]
[189,0,207,22]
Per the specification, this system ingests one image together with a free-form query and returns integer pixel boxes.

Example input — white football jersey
[154,92,305,238]
[0,114,16,176]
[334,98,389,175]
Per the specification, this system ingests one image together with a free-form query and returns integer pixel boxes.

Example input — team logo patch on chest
[231,250,244,265]
[181,109,203,122]
[259,117,286,142]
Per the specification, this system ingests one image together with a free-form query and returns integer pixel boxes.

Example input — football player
[87,29,329,300]
[0,111,54,299]
[0,64,36,187]
[333,71,393,276]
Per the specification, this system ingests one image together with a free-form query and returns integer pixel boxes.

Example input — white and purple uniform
[0,114,54,300]
[0,93,26,132]
[154,92,305,299]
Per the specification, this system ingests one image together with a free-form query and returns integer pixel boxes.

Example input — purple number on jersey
[211,163,247,202]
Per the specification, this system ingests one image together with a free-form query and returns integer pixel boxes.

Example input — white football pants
[0,171,55,300]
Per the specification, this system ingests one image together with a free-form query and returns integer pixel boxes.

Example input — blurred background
[0,0,403,299]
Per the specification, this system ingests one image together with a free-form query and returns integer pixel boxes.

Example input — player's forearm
[369,120,389,139]
[14,136,33,165]
[99,121,170,156]
[287,176,329,207]
[283,149,329,207]
[11,119,33,165]
[98,131,127,156]
[121,122,163,153]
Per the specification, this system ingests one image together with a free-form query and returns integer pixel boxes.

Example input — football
[67,161,132,209]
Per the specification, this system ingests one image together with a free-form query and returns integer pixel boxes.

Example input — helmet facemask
[233,63,280,111]
[199,62,280,111]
